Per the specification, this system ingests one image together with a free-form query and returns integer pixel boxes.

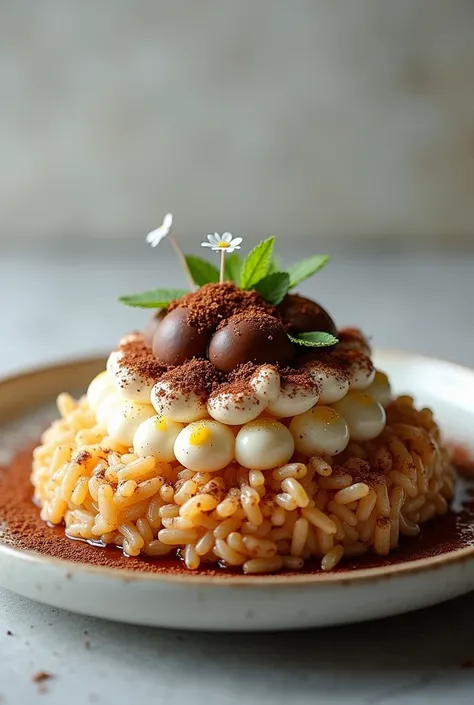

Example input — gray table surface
[1,242,474,704]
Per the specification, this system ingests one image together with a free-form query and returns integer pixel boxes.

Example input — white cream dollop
[107,401,155,447]
[289,406,350,457]
[333,391,386,442]
[249,365,281,403]
[151,380,207,423]
[174,420,235,472]
[115,366,155,404]
[235,419,295,470]
[266,377,320,418]
[133,415,184,461]
[336,351,375,390]
[87,371,116,411]
[302,360,350,404]
[207,390,264,425]
[96,393,122,428]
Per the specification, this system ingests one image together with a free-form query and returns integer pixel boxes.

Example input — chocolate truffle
[208,312,295,373]
[278,294,337,336]
[152,308,211,365]
[144,309,167,347]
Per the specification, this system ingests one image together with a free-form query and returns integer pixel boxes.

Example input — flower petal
[201,242,214,248]
[221,232,233,244]
[207,233,219,246]
[229,237,243,247]
[163,213,173,229]
[146,228,167,247]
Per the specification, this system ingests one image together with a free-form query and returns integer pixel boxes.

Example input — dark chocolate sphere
[208,313,295,373]
[152,307,211,365]
[144,309,167,347]
[278,294,337,336]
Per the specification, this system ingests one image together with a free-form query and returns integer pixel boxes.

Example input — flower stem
[220,250,226,283]
[169,236,196,290]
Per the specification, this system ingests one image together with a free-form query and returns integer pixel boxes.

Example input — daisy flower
[201,232,243,254]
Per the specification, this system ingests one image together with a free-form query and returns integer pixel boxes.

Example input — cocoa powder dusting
[1,442,472,576]
[117,338,171,380]
[156,359,222,402]
[169,283,274,333]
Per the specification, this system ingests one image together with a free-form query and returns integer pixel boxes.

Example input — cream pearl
[337,351,375,390]
[302,361,350,404]
[115,366,155,404]
[367,370,392,408]
[333,391,386,442]
[267,379,320,418]
[87,371,115,411]
[235,419,295,470]
[107,401,155,447]
[174,420,235,472]
[289,406,350,457]
[151,381,207,423]
[133,415,184,461]
[96,393,122,428]
[207,390,264,425]
[249,365,281,403]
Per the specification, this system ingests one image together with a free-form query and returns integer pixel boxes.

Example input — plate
[0,351,474,631]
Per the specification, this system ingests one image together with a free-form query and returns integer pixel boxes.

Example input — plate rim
[1,349,473,588]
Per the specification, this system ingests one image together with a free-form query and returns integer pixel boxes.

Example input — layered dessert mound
[31,284,454,573]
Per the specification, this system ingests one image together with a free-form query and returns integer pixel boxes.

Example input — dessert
[30,218,454,574]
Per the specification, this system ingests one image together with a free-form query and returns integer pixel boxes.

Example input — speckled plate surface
[0,352,474,631]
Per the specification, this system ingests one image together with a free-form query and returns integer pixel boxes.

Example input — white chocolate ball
[337,351,375,390]
[235,419,295,470]
[107,401,155,447]
[87,371,115,411]
[302,361,350,404]
[333,391,386,442]
[289,406,350,457]
[96,393,122,428]
[337,329,371,356]
[151,381,207,423]
[207,391,264,425]
[115,366,154,403]
[367,370,392,408]
[249,365,281,403]
[174,420,235,472]
[133,415,184,461]
[267,379,319,418]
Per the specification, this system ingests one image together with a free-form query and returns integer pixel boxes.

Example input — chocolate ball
[278,294,337,336]
[144,309,167,347]
[152,307,211,366]
[208,313,296,373]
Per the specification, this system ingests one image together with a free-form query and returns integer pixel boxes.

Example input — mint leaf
[224,252,243,285]
[287,255,330,289]
[185,255,219,286]
[241,237,275,290]
[288,331,338,348]
[253,272,290,305]
[118,288,188,308]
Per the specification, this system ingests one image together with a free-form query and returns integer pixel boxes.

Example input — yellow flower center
[217,241,229,248]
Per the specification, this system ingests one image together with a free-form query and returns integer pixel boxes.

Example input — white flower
[201,232,243,253]
[146,213,173,247]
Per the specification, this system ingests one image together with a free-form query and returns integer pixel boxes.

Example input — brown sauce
[2,443,474,577]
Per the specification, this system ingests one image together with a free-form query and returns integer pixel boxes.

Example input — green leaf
[185,255,219,287]
[287,254,330,289]
[118,288,189,308]
[288,331,339,348]
[241,237,275,290]
[253,272,290,305]
[224,252,243,285]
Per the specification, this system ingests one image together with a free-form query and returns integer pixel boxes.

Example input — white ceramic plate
[1,351,474,631]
